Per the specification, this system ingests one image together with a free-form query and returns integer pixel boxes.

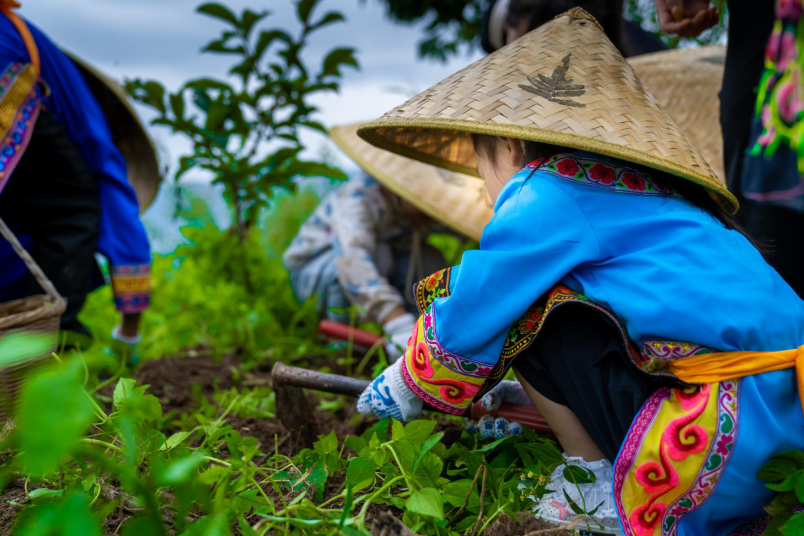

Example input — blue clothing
[436,152,804,363]
[402,152,804,534]
[0,14,150,310]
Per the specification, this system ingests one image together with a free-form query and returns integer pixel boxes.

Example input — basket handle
[0,215,62,301]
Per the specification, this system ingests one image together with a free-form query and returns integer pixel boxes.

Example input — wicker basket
[0,216,66,420]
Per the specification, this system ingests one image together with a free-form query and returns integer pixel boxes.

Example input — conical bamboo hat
[629,45,725,186]
[330,123,492,240]
[358,8,737,214]
[66,53,162,212]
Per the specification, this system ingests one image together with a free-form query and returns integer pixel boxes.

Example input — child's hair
[471,133,769,254]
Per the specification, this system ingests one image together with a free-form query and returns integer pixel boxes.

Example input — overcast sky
[18,0,481,180]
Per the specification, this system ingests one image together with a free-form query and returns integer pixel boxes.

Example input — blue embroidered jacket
[401,152,804,415]
[0,14,151,313]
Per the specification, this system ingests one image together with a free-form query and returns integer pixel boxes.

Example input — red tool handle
[319,319,384,348]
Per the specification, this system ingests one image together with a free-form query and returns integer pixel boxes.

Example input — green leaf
[185,78,233,92]
[391,420,406,442]
[782,513,804,535]
[0,333,53,369]
[14,492,102,536]
[320,47,358,78]
[413,452,443,489]
[346,456,375,486]
[113,378,163,423]
[297,0,320,23]
[170,93,185,121]
[344,436,367,455]
[158,431,192,452]
[516,441,563,467]
[197,3,238,26]
[339,484,354,529]
[155,454,204,486]
[27,488,63,501]
[444,479,481,508]
[563,464,595,485]
[255,30,292,60]
[405,488,444,519]
[17,360,95,477]
[311,11,344,30]
[404,420,437,445]
[241,9,268,37]
[412,433,443,473]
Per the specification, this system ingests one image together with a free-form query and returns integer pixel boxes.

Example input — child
[356,9,804,535]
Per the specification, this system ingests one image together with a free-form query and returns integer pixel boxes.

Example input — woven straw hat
[358,8,737,213]
[330,123,492,240]
[67,53,162,212]
[629,45,725,185]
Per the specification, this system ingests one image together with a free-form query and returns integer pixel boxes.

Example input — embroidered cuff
[401,312,485,416]
[110,264,151,314]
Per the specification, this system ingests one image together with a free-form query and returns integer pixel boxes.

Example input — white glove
[465,414,523,439]
[481,380,534,412]
[357,359,423,422]
[383,313,417,363]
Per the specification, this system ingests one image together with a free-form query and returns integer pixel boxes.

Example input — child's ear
[503,137,524,167]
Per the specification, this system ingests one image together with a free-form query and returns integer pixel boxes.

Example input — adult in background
[481,0,667,56]
[0,3,156,365]
[656,0,804,297]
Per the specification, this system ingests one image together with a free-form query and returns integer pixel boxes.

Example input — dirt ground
[0,351,574,535]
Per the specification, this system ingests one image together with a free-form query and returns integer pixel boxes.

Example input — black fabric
[720,0,804,297]
[514,305,663,463]
[0,112,101,337]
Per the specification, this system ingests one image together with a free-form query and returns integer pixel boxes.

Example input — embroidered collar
[527,152,678,197]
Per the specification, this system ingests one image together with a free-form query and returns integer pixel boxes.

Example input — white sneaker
[529,453,622,535]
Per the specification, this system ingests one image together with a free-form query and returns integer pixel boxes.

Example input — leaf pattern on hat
[518,53,586,108]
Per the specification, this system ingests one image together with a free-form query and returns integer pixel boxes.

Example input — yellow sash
[668,345,804,415]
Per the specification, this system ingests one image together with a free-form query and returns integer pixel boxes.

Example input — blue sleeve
[431,173,601,363]
[0,15,150,312]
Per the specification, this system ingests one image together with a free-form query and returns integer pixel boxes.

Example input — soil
[0,351,568,535]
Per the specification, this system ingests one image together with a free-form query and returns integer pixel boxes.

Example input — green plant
[126,0,356,285]
[758,450,804,535]
[376,0,485,61]
[3,337,574,535]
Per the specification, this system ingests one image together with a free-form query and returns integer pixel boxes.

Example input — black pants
[0,112,100,337]
[514,306,663,463]
[721,0,804,297]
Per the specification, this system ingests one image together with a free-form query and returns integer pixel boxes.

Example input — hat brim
[358,116,739,214]
[331,123,492,241]
[65,52,161,212]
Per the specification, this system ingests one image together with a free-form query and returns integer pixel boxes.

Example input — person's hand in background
[655,0,719,38]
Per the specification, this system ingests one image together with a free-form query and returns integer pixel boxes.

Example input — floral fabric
[742,0,804,212]
[284,175,413,324]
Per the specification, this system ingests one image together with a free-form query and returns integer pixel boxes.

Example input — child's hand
[357,359,423,422]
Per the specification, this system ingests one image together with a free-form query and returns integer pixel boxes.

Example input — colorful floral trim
[639,339,718,376]
[531,153,678,197]
[401,313,484,415]
[110,264,152,313]
[614,380,740,536]
[409,270,645,409]
[414,267,451,314]
[0,62,41,194]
